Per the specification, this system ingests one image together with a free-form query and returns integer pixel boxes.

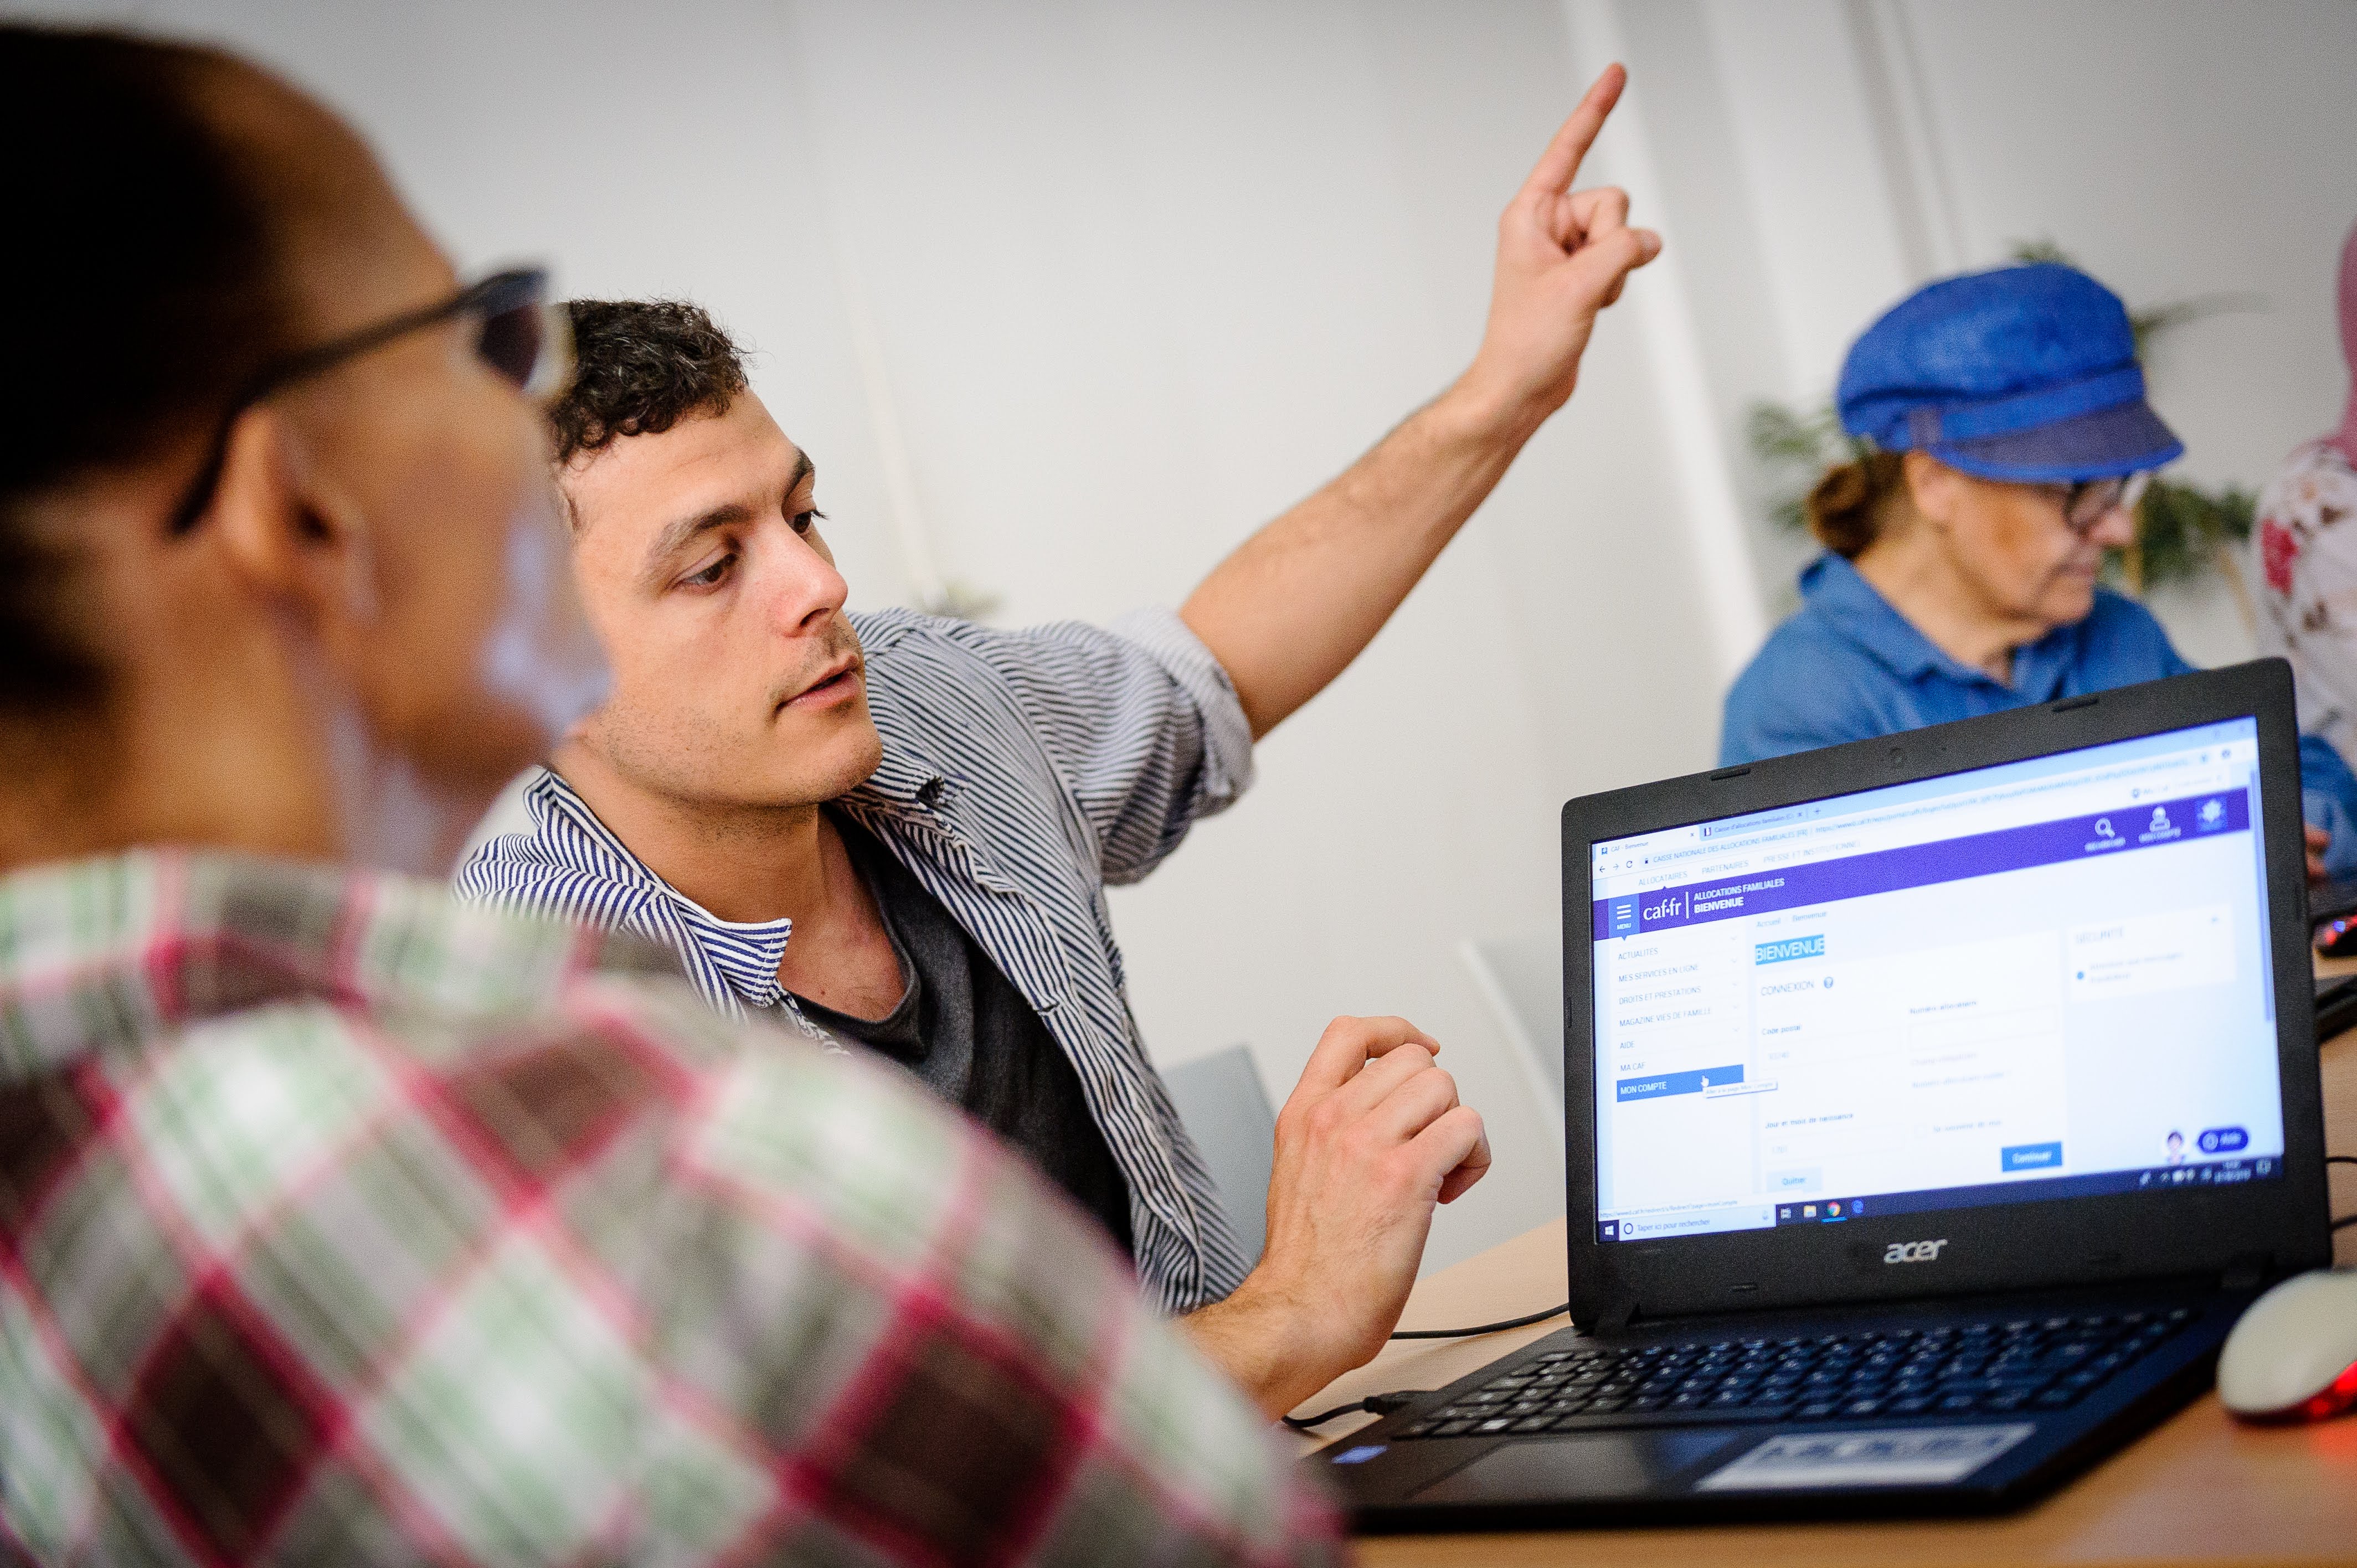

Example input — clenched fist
[1184,1016,1491,1419]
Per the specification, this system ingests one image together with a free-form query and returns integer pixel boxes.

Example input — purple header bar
[1593,787,2250,940]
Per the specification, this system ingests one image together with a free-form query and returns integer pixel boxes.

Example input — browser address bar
[1641,750,2222,868]
[1653,824,1813,863]
[1626,764,2241,889]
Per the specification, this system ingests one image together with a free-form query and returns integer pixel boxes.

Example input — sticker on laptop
[1696,1425,2035,1491]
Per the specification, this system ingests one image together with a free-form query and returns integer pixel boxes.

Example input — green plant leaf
[2008,237,2075,267]
[1747,396,1854,533]
[2110,479,2258,592]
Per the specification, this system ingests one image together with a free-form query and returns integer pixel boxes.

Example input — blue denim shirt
[1723,553,2357,875]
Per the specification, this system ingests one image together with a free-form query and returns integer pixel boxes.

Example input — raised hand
[1174,71,1661,749]
[1463,63,1663,425]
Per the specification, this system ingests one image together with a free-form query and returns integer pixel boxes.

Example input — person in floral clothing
[2254,217,2357,822]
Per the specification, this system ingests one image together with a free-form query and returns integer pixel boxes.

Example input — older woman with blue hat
[1721,262,2357,878]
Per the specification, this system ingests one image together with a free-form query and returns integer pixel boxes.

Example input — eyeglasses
[2040,470,2154,537]
[165,267,574,535]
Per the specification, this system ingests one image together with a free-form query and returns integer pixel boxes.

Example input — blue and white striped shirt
[455,606,1257,1312]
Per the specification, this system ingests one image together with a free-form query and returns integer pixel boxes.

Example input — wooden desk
[1298,1022,2357,1565]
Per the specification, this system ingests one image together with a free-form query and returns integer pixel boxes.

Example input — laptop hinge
[2221,1252,2269,1292]
[1599,1299,1639,1335]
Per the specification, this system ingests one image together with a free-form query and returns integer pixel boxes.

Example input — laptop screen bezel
[1560,661,2333,1328]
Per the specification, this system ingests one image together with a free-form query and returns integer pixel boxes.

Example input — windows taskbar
[1598,1154,2282,1243]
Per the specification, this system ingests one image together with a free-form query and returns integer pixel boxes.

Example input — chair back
[1161,1044,1278,1263]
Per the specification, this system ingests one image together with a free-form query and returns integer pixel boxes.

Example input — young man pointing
[463,68,1660,1419]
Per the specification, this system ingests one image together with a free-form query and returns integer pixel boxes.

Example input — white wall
[14,0,2353,1271]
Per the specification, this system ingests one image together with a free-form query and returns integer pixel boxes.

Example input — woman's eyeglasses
[2042,470,2154,537]
[166,267,573,535]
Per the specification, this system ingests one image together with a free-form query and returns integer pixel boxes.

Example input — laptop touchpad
[1411,1431,1746,1504]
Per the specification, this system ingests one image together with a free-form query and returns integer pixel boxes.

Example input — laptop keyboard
[1397,1306,2193,1440]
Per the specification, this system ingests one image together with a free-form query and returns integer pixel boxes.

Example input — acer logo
[1884,1240,1949,1264]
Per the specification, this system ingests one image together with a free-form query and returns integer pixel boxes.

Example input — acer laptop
[1320,661,2334,1530]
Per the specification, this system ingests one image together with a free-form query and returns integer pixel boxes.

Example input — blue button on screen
[2198,1127,2248,1154]
[2001,1141,2063,1172]
[1616,1065,1744,1101]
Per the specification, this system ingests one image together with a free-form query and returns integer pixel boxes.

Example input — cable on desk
[1282,1390,1427,1432]
[1283,1307,1576,1432]
[1390,1302,1571,1340]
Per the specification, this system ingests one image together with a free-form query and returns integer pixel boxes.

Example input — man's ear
[205,403,379,626]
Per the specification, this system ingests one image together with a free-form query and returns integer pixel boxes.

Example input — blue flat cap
[1837,262,2183,483]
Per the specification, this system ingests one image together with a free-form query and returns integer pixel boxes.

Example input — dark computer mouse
[2316,915,2357,958]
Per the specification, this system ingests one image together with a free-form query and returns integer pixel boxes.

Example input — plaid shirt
[0,850,1337,1566]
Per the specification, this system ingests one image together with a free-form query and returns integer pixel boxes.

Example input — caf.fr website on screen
[1589,719,2284,1245]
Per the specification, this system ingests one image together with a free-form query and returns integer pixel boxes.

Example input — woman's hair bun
[1805,451,1903,557]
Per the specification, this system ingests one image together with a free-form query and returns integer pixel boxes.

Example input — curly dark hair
[548,300,751,466]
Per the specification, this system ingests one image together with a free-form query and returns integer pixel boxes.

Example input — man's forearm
[1178,375,1547,739]
[1181,1283,1332,1421]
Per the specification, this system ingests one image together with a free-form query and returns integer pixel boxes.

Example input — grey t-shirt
[789,812,1134,1257]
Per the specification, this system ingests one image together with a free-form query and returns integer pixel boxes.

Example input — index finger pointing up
[1520,63,1626,202]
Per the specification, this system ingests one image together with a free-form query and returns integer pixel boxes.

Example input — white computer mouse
[2217,1267,2357,1421]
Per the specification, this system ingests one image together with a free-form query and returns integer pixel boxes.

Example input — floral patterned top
[2253,440,2357,765]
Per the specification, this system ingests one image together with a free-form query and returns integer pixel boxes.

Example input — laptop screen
[1587,718,2285,1245]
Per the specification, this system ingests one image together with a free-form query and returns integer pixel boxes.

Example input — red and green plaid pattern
[0,851,1337,1566]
